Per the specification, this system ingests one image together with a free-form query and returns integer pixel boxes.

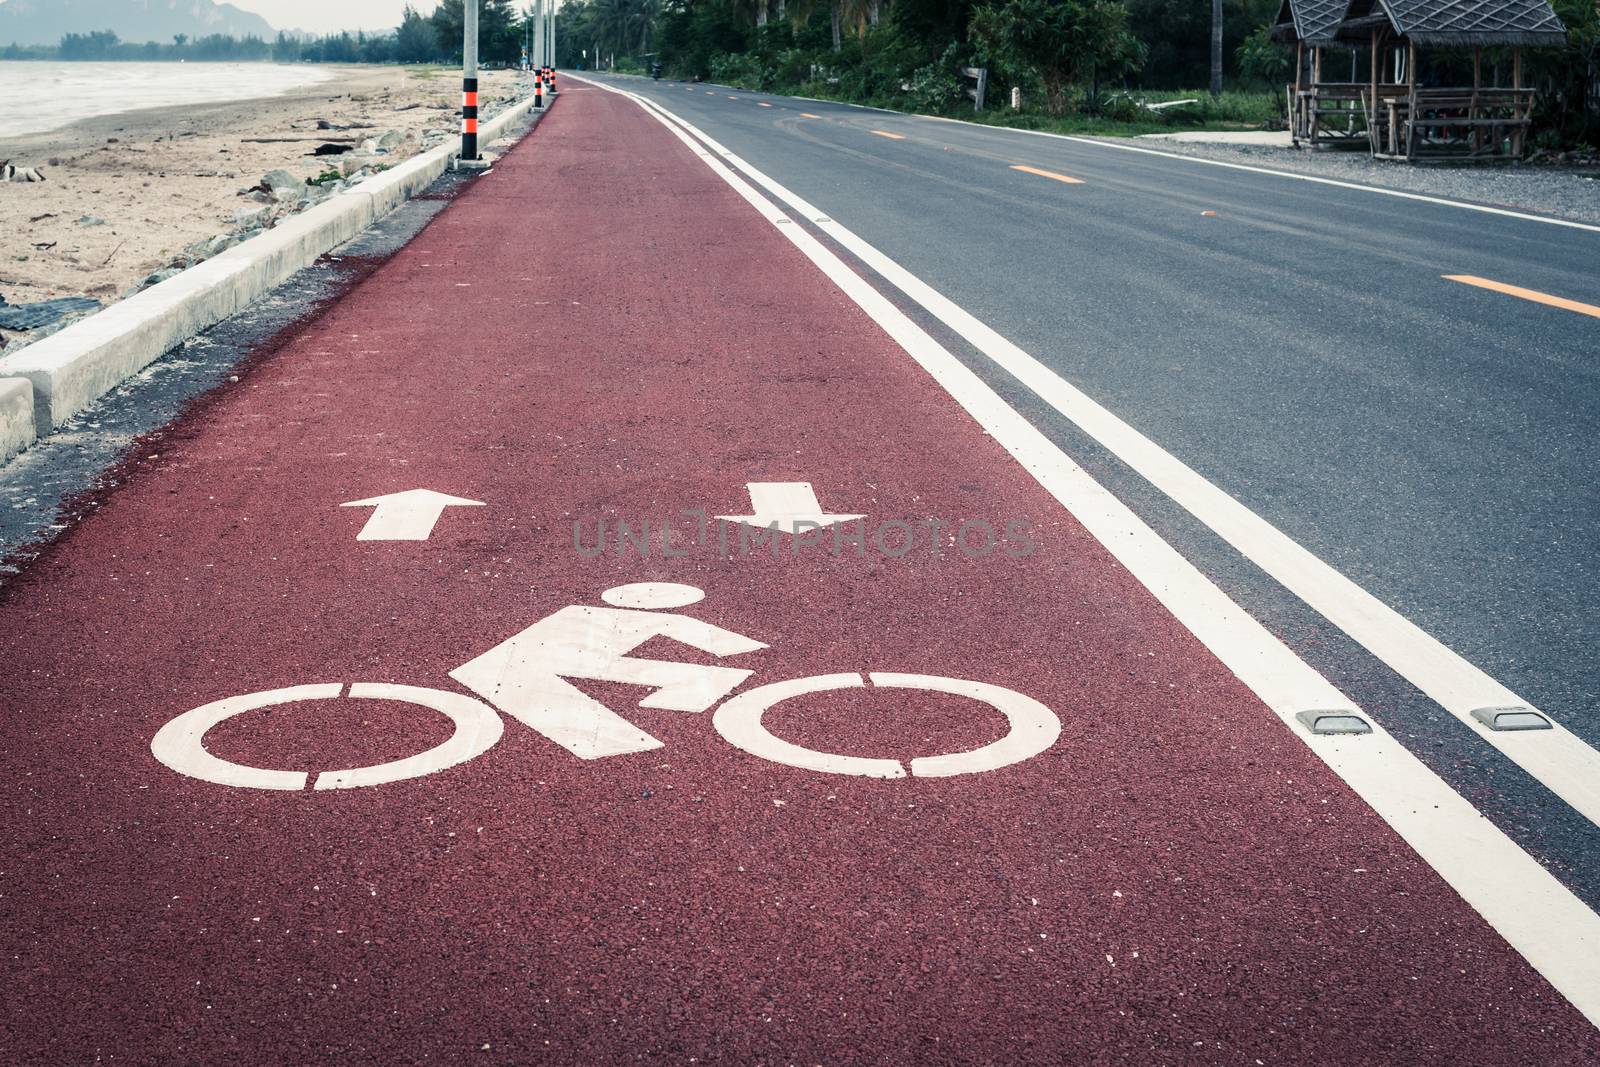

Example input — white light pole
[533,0,545,76]
[462,0,479,160]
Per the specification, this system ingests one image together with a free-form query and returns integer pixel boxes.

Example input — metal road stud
[1295,709,1373,736]
[1471,706,1554,731]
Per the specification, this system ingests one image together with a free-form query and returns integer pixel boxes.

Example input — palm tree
[1210,0,1223,98]
[783,0,874,50]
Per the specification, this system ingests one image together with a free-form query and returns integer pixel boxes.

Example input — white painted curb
[0,97,537,440]
[0,377,34,464]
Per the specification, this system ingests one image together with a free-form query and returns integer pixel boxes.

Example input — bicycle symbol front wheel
[713,672,1061,779]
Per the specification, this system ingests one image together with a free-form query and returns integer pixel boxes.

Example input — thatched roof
[1335,0,1568,45]
[1271,0,1353,44]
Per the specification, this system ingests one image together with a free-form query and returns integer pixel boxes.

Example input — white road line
[605,87,1600,834]
[633,73,1600,235]
[571,73,1600,1029]
[912,114,1600,235]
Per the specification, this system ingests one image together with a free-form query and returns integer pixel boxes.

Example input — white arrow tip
[342,488,486,508]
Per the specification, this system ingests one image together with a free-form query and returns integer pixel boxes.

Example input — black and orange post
[462,78,479,159]
[535,69,544,109]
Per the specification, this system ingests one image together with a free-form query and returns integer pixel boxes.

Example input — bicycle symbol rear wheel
[712,671,1060,779]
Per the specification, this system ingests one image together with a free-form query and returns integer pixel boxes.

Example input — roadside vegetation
[556,0,1600,147]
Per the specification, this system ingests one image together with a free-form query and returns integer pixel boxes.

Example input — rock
[260,168,303,199]
[313,142,354,156]
[375,129,406,151]
[122,267,182,299]
[232,205,271,228]
[261,168,299,190]
[0,295,102,331]
[77,214,107,226]
[205,234,239,256]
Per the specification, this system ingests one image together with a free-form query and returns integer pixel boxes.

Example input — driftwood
[241,136,360,144]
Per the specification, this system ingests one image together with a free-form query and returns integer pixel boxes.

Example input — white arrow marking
[716,481,864,532]
[341,489,485,541]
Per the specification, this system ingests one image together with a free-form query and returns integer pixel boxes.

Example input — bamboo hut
[1273,0,1368,146]
[1333,0,1568,160]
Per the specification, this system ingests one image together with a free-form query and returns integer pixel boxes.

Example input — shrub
[970,0,1146,114]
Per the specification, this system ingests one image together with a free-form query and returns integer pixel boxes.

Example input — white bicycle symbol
[152,582,1061,791]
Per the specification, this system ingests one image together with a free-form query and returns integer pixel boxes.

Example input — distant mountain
[0,0,275,46]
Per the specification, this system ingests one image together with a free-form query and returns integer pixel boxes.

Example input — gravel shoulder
[1104,136,1600,226]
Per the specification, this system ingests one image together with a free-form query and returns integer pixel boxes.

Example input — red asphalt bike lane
[1,87,1596,1064]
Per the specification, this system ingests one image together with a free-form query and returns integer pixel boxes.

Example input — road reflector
[1010,164,1084,185]
[1471,706,1553,732]
[1295,710,1373,736]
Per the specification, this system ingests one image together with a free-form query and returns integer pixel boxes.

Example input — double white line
[572,74,1600,1026]
[611,77,1600,828]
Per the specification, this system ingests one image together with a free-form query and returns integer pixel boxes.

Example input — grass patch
[762,78,1280,137]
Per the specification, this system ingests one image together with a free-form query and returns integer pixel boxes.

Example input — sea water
[0,61,335,138]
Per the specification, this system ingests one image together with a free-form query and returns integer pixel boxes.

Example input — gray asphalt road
[584,73,1600,902]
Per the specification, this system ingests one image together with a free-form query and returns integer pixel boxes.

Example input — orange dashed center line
[800,112,821,119]
[758,102,773,107]
[1010,164,1085,185]
[871,130,905,140]
[1444,275,1600,319]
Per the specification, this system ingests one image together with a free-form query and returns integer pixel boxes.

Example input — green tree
[970,0,1145,113]
[432,0,523,63]
[1528,0,1600,147]
[396,4,439,61]
[59,30,121,59]
[1234,22,1288,85]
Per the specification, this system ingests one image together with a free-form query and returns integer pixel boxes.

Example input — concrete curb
[0,378,33,465]
[0,96,538,450]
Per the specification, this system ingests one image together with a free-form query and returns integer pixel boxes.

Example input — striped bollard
[461,76,479,160]
[535,72,544,109]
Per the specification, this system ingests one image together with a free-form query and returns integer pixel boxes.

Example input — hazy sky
[228,1,437,34]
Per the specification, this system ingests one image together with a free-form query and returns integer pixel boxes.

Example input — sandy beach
[0,65,523,347]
